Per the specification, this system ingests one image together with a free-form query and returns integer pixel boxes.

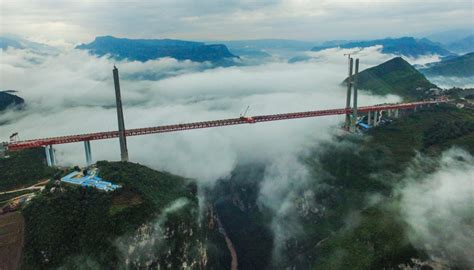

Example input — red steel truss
[5,100,441,151]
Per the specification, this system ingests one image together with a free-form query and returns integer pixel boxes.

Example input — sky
[0,0,473,47]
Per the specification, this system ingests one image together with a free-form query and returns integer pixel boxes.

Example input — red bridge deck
[5,100,440,151]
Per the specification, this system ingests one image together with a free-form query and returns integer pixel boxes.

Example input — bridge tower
[344,56,354,130]
[350,58,360,132]
[113,66,129,162]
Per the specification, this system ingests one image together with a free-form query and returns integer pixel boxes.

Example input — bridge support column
[84,140,92,166]
[45,145,56,167]
[394,109,399,118]
[388,110,392,118]
[367,111,372,126]
[373,111,379,127]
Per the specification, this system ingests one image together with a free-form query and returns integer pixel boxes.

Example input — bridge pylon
[344,57,354,130]
[350,58,360,132]
[113,66,129,162]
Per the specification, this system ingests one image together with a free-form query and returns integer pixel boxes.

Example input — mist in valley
[1,45,473,268]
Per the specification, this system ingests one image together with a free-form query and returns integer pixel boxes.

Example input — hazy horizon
[1,0,472,47]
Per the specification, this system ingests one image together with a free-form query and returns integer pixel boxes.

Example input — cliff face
[76,36,238,63]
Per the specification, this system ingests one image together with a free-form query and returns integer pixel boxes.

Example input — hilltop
[345,57,437,99]
[20,161,208,269]
[0,91,24,111]
[312,37,451,57]
[421,52,474,77]
[76,36,238,64]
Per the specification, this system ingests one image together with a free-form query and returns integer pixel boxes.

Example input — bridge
[0,58,446,166]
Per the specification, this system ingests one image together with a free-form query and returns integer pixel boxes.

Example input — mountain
[214,39,315,51]
[15,161,209,269]
[0,91,25,111]
[0,37,24,50]
[0,35,58,54]
[425,28,474,45]
[446,35,474,53]
[312,37,451,57]
[76,36,238,63]
[211,39,316,59]
[421,52,474,77]
[345,57,437,99]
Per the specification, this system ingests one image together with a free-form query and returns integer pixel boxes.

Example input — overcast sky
[0,0,472,46]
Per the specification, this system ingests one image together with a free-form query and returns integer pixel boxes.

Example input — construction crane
[239,106,255,123]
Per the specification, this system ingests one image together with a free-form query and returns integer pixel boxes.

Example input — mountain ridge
[421,52,474,77]
[76,36,238,63]
[345,57,437,99]
[313,37,451,57]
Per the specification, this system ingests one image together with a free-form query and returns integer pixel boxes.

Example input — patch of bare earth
[0,212,24,270]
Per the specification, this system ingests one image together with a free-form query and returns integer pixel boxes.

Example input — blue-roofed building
[61,169,121,192]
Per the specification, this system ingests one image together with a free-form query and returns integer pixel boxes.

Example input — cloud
[425,75,474,89]
[0,0,472,45]
[0,47,399,186]
[115,198,191,267]
[398,148,474,268]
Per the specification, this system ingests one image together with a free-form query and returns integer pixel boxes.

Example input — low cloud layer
[399,148,474,267]
[0,47,399,185]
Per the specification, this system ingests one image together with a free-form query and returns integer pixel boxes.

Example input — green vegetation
[278,104,474,269]
[0,148,55,192]
[370,104,474,158]
[422,52,474,77]
[347,57,436,99]
[22,161,203,269]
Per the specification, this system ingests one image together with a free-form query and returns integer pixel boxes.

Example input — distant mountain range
[76,36,238,64]
[425,28,473,45]
[0,91,24,111]
[346,57,436,99]
[421,52,474,77]
[0,36,58,54]
[445,35,474,54]
[313,37,452,57]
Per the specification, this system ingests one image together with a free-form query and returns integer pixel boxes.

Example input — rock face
[312,37,451,57]
[344,57,437,99]
[76,36,238,63]
[0,91,24,111]
[421,52,474,77]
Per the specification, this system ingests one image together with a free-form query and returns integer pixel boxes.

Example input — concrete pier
[84,140,92,166]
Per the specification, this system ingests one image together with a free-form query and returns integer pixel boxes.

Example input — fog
[0,46,399,185]
[399,148,474,267]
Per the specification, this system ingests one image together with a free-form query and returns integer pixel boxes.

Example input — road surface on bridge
[5,100,441,151]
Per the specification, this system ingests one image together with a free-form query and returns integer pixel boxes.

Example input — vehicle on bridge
[240,106,255,123]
